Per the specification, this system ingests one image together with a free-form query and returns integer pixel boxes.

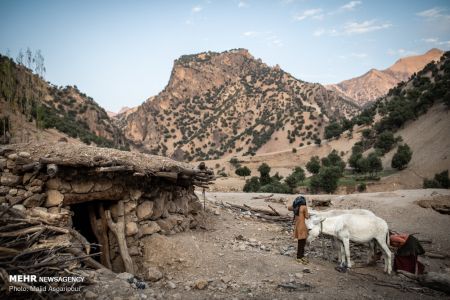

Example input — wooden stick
[99,203,112,270]
[267,204,281,216]
[95,165,133,173]
[66,247,104,270]
[105,201,134,274]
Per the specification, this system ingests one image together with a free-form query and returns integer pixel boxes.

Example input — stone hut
[0,142,214,277]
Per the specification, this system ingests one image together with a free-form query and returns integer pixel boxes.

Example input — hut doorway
[71,202,101,260]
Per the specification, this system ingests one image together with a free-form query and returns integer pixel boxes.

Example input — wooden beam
[105,201,134,274]
[95,165,133,173]
[63,185,125,205]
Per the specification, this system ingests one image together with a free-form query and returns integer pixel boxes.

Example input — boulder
[8,188,18,196]
[126,222,139,236]
[1,174,21,186]
[7,153,18,160]
[140,221,161,236]
[93,180,113,192]
[24,193,45,208]
[0,186,9,196]
[71,181,94,193]
[12,204,25,211]
[22,173,34,185]
[30,179,44,187]
[45,190,64,207]
[124,201,136,214]
[151,196,166,220]
[46,178,61,190]
[0,158,6,169]
[156,215,184,233]
[145,267,163,282]
[18,152,31,158]
[130,189,143,201]
[136,201,154,220]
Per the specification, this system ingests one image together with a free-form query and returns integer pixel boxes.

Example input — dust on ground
[82,189,450,299]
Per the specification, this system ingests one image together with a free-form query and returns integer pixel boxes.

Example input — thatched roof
[1,142,214,186]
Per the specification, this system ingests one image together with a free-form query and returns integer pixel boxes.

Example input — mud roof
[2,142,214,186]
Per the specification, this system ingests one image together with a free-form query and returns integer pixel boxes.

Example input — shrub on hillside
[391,144,413,170]
[423,170,449,189]
[258,163,272,185]
[243,176,261,192]
[306,156,321,175]
[259,181,291,194]
[357,182,367,192]
[285,167,305,190]
[374,131,396,154]
[235,166,251,179]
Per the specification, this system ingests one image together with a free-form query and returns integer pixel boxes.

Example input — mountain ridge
[326,48,444,105]
[119,48,360,161]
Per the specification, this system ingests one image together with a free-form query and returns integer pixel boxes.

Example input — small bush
[243,176,261,192]
[357,183,367,192]
[423,170,449,189]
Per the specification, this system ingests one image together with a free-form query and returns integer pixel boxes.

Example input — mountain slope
[119,49,360,161]
[0,54,128,149]
[327,48,444,105]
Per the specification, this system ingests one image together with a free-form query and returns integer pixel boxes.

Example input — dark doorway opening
[70,202,101,261]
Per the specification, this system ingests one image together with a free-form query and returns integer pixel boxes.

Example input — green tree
[366,152,383,176]
[322,150,345,175]
[324,121,343,140]
[258,163,272,185]
[391,144,413,170]
[235,166,251,179]
[243,176,261,192]
[259,181,291,194]
[285,167,306,190]
[375,131,396,154]
[310,166,341,194]
[306,156,321,175]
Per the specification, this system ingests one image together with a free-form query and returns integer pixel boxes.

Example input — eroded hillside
[120,49,359,161]
[0,55,128,149]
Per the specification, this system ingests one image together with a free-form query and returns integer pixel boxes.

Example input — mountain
[0,54,128,149]
[119,49,360,161]
[327,48,444,105]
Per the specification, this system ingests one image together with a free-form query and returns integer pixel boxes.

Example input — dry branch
[105,201,134,274]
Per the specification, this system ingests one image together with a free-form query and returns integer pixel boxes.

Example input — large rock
[45,190,64,207]
[126,222,139,236]
[136,201,154,220]
[151,196,166,220]
[46,178,61,190]
[0,158,7,169]
[173,196,189,215]
[93,180,113,192]
[24,193,45,208]
[140,221,161,236]
[1,174,21,186]
[130,189,143,201]
[71,181,94,193]
[156,215,184,233]
[145,267,163,282]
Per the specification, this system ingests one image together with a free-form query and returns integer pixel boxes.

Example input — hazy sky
[1,0,449,112]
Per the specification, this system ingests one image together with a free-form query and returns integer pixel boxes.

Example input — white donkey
[306,213,392,274]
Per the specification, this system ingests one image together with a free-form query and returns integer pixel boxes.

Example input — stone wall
[0,150,205,275]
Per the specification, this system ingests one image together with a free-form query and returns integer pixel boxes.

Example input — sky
[1,0,450,112]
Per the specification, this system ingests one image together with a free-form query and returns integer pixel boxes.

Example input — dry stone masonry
[0,142,215,281]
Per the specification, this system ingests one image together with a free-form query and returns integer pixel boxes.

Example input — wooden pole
[105,201,134,274]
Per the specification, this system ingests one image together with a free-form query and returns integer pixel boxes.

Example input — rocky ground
[74,189,450,299]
